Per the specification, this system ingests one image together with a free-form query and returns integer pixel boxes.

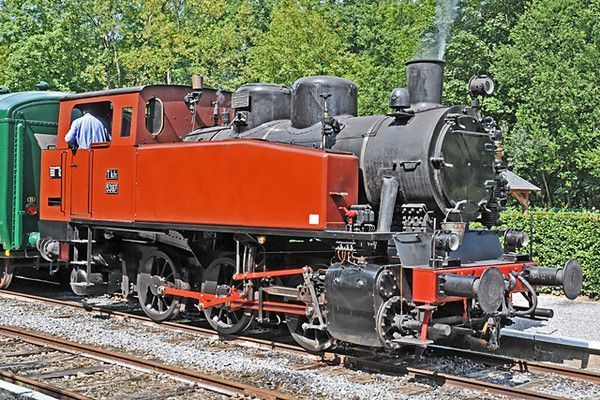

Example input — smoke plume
[215,90,225,105]
[416,0,460,60]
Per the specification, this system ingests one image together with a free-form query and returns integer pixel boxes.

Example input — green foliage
[244,0,354,86]
[341,0,435,114]
[443,0,528,106]
[0,0,105,91]
[1,0,599,213]
[0,0,264,91]
[492,0,600,208]
[243,0,435,115]
[501,209,600,298]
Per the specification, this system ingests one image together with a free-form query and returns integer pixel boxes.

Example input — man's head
[80,103,103,116]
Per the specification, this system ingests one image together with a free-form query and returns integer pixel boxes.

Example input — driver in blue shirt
[65,104,110,149]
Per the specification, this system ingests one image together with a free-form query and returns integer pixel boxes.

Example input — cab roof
[61,85,194,101]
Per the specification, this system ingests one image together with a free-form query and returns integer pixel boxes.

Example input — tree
[0,0,134,91]
[245,0,436,115]
[244,0,354,86]
[443,0,529,106]
[342,0,435,114]
[491,0,600,207]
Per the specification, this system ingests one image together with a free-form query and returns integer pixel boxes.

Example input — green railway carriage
[0,90,65,288]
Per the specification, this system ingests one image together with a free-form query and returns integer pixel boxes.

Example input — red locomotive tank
[41,86,357,231]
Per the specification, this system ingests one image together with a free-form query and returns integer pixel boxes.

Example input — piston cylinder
[522,259,583,300]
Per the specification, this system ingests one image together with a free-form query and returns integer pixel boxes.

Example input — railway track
[0,321,293,399]
[0,366,90,400]
[1,288,599,400]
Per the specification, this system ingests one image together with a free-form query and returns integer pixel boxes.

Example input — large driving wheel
[137,249,188,322]
[202,256,253,335]
[0,259,13,289]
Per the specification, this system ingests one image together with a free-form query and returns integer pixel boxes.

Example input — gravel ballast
[0,295,496,400]
[512,294,600,342]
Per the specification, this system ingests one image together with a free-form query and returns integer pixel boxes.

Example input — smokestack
[405,59,445,111]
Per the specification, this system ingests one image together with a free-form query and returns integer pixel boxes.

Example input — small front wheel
[286,313,333,353]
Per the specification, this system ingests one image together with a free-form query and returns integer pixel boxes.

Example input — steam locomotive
[37,59,583,352]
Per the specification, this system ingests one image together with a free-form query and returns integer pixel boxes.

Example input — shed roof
[501,170,541,192]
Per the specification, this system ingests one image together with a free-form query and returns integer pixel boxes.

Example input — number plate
[105,183,119,194]
[106,168,119,180]
[49,166,61,179]
[231,91,250,109]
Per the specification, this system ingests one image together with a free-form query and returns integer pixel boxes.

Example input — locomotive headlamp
[435,231,460,253]
[504,229,530,252]
[468,75,495,98]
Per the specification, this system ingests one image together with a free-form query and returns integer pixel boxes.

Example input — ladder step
[70,261,96,266]
[391,337,433,347]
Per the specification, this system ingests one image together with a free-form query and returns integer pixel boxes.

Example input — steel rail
[1,289,598,399]
[0,324,294,400]
[428,345,600,384]
[0,369,92,400]
[337,355,569,400]
[0,290,306,354]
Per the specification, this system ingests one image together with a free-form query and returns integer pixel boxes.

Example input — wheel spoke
[152,258,159,275]
[160,259,167,276]
[203,257,251,335]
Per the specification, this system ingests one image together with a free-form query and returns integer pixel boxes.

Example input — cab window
[71,101,113,136]
[121,107,132,137]
[145,98,163,136]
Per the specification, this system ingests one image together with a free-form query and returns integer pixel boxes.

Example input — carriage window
[145,98,164,136]
[121,107,132,137]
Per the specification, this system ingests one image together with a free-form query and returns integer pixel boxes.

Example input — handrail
[11,123,24,249]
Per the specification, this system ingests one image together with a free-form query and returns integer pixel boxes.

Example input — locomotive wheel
[137,249,187,322]
[283,271,332,353]
[286,313,333,353]
[55,266,73,290]
[202,256,253,335]
[376,296,404,349]
[0,259,14,289]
